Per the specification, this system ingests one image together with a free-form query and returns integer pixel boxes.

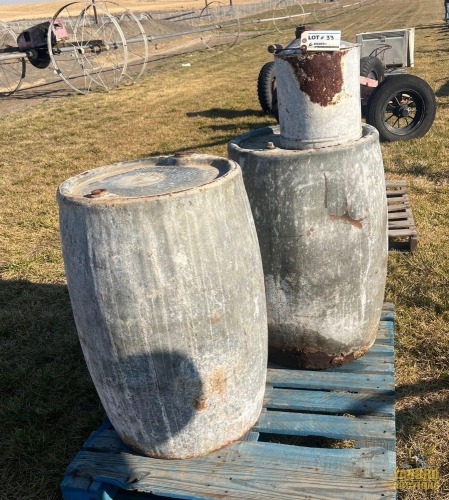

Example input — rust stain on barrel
[211,313,222,324]
[209,369,227,395]
[330,213,364,229]
[285,51,344,106]
[194,369,227,411]
[194,396,207,410]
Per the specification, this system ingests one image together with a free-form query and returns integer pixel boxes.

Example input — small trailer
[257,27,437,142]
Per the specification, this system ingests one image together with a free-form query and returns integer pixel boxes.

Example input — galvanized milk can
[228,36,387,369]
[58,154,267,458]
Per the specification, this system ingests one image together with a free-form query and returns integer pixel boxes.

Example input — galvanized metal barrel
[228,125,387,369]
[58,153,267,458]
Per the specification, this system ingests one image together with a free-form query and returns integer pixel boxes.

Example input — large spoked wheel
[366,74,436,142]
[198,2,240,51]
[48,1,128,94]
[0,21,25,97]
[272,0,306,33]
[100,1,149,84]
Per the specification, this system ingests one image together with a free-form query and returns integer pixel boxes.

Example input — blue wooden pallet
[62,304,396,500]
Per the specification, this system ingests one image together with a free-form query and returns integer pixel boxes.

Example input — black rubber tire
[366,74,436,142]
[359,55,385,83]
[28,48,51,69]
[257,61,276,114]
[360,56,385,117]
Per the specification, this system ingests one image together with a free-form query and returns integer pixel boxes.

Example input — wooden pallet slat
[266,367,394,393]
[385,180,406,187]
[364,343,394,354]
[255,411,395,449]
[386,195,408,203]
[264,387,395,417]
[386,188,407,196]
[388,211,411,220]
[388,220,415,228]
[66,444,396,500]
[388,228,417,237]
[61,304,397,500]
[386,179,418,252]
[388,202,410,212]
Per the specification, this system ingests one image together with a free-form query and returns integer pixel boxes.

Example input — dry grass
[1,0,449,498]
[0,0,262,21]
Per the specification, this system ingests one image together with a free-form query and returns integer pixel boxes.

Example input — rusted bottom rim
[269,344,371,370]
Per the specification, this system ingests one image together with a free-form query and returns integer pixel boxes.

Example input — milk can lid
[59,153,234,200]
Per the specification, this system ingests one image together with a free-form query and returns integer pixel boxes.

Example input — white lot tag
[301,31,341,51]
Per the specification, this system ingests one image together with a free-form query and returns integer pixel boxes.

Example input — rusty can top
[58,154,237,202]
[273,40,362,149]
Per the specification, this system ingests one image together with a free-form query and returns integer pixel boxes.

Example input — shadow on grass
[7,87,71,100]
[181,107,274,150]
[0,279,207,498]
[396,376,449,438]
[396,374,449,474]
[414,23,448,31]
[143,136,234,157]
[415,44,449,53]
[202,122,269,132]
[186,108,263,119]
[145,122,272,156]
[396,376,449,403]
[387,162,449,184]
[0,279,102,500]
[436,80,449,97]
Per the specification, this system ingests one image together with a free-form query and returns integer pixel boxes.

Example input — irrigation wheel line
[267,0,379,36]
[101,1,149,85]
[197,1,240,51]
[48,1,129,95]
[0,0,385,98]
[272,0,306,33]
[0,21,25,97]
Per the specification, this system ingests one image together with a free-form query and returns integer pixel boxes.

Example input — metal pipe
[92,0,99,25]
[0,51,28,60]
[162,11,195,21]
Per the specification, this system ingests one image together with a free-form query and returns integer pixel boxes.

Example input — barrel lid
[59,154,234,200]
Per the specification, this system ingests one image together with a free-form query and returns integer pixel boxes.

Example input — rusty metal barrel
[57,153,267,458]
[228,37,387,370]
[274,41,361,149]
